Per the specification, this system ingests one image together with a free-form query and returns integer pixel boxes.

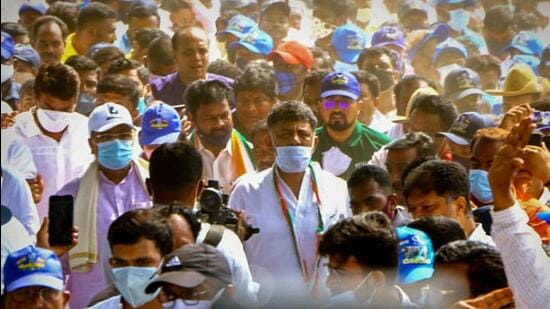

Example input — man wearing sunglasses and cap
[312,71,391,180]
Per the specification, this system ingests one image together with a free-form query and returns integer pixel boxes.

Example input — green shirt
[312,122,391,180]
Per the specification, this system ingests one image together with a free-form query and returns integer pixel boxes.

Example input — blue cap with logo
[219,15,258,39]
[3,245,64,292]
[14,44,40,68]
[331,23,367,64]
[506,31,544,56]
[1,32,16,61]
[397,227,434,285]
[444,67,483,100]
[408,23,449,60]
[140,102,182,146]
[320,71,361,100]
[371,26,406,50]
[229,28,273,55]
[437,112,496,145]
[19,3,47,15]
[433,38,468,64]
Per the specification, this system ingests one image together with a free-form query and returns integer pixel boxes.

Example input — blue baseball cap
[320,71,361,100]
[506,31,544,56]
[139,102,182,146]
[14,44,40,68]
[229,28,273,55]
[408,23,449,60]
[330,23,367,64]
[433,38,468,64]
[19,3,47,15]
[3,245,64,292]
[219,15,258,39]
[371,26,406,50]
[1,32,15,61]
[397,227,434,285]
[86,43,120,58]
[444,67,483,100]
[438,112,495,145]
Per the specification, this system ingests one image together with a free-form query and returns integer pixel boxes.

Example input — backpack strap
[203,224,225,247]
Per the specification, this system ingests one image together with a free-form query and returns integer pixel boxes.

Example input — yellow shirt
[61,33,79,63]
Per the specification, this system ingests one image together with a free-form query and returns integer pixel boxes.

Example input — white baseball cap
[88,102,134,134]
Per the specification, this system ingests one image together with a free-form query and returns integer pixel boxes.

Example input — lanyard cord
[272,164,324,282]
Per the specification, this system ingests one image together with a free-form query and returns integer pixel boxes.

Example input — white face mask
[1,64,14,84]
[162,287,225,309]
[329,272,374,305]
[36,108,73,133]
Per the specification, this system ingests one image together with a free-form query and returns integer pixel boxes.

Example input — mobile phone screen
[48,195,74,246]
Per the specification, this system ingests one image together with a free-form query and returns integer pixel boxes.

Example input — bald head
[171,26,209,52]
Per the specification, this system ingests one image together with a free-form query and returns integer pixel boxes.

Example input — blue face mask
[275,146,312,173]
[448,9,470,32]
[333,60,358,73]
[112,266,160,308]
[469,169,493,204]
[97,139,133,170]
[276,71,297,95]
[137,97,147,115]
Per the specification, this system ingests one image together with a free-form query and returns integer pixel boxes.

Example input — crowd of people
[1,0,549,308]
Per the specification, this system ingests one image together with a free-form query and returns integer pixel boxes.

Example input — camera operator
[147,142,259,305]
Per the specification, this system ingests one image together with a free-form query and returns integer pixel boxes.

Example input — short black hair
[303,69,330,91]
[407,216,466,252]
[97,74,140,108]
[30,16,69,43]
[386,132,435,159]
[154,205,202,240]
[207,59,242,80]
[319,212,399,271]
[531,99,550,112]
[20,79,35,97]
[134,28,166,51]
[409,95,458,131]
[107,58,149,85]
[465,54,501,75]
[267,101,318,131]
[403,160,471,214]
[184,79,231,117]
[34,63,80,100]
[1,22,28,37]
[172,26,208,52]
[147,36,174,67]
[352,70,380,98]
[394,75,435,102]
[484,6,515,33]
[514,10,538,32]
[234,66,277,100]
[358,46,399,71]
[311,47,333,70]
[65,55,98,72]
[108,208,173,255]
[89,45,125,67]
[46,1,79,33]
[348,165,392,193]
[149,142,203,192]
[435,240,507,297]
[314,0,355,19]
[77,2,117,31]
[127,4,160,25]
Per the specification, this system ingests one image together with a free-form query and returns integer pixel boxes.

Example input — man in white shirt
[228,101,349,303]
[1,206,33,291]
[13,63,93,220]
[146,142,259,305]
[185,79,255,193]
[487,113,550,309]
[1,166,39,237]
[403,160,495,246]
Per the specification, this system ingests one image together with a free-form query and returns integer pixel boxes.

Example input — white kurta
[228,162,348,302]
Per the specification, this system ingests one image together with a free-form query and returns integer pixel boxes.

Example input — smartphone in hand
[48,195,74,246]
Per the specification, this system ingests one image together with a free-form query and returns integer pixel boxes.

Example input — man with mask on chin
[13,63,93,220]
[185,79,254,193]
[229,101,348,304]
[318,212,415,307]
[88,209,172,309]
[56,102,151,309]
[312,71,390,180]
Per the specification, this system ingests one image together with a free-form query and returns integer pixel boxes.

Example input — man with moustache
[312,72,390,180]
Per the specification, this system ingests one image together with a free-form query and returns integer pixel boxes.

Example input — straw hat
[392,86,439,123]
[485,63,544,97]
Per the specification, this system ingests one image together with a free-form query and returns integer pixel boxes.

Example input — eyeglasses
[93,132,134,143]
[161,287,209,307]
[322,100,353,110]
[10,287,62,303]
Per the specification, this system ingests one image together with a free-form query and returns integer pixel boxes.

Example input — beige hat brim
[485,78,543,97]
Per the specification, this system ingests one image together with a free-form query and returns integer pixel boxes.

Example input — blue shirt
[150,72,234,107]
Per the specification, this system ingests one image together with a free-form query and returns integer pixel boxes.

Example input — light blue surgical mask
[97,139,133,170]
[333,60,358,73]
[448,9,470,32]
[275,146,312,173]
[137,96,147,115]
[469,169,493,204]
[112,266,160,308]
[328,272,374,306]
[276,71,297,94]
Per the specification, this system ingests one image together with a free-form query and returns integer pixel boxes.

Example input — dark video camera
[197,180,259,240]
